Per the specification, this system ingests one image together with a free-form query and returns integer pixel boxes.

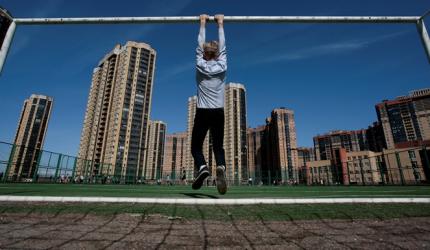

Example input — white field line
[0,196,430,205]
[0,186,427,194]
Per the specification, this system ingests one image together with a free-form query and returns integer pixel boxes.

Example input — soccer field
[0,183,429,198]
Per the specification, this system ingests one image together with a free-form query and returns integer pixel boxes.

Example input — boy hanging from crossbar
[191,14,227,195]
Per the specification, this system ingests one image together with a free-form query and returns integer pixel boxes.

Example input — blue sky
[0,0,429,156]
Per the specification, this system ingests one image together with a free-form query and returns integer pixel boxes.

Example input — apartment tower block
[9,94,53,180]
[77,41,156,183]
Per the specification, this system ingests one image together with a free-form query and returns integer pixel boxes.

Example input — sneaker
[216,165,227,195]
[192,165,210,190]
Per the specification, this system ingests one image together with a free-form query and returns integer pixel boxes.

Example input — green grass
[1,184,429,221]
[1,202,430,221]
[0,183,429,198]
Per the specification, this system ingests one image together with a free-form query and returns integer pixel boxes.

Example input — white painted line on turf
[0,196,430,204]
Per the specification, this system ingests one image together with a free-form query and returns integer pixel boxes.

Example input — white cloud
[254,30,410,64]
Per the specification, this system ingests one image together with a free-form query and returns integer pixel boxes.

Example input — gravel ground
[0,212,429,249]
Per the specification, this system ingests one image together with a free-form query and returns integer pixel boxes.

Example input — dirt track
[0,212,429,249]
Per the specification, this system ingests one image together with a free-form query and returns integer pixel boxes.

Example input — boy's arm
[196,14,208,62]
[215,14,225,55]
[215,14,227,69]
[198,15,207,48]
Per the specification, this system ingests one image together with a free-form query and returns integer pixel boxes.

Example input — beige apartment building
[77,41,156,183]
[345,151,383,185]
[266,108,299,182]
[382,147,428,185]
[143,120,166,181]
[306,147,429,185]
[186,83,248,184]
[247,126,266,184]
[163,132,187,182]
[306,160,332,185]
[224,83,248,184]
[376,88,430,149]
[313,129,368,161]
[307,150,383,186]
[8,94,53,180]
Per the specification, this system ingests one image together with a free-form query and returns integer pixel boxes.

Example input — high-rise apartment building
[144,120,166,181]
[224,83,248,184]
[163,132,187,181]
[376,88,430,149]
[77,41,156,183]
[265,108,299,182]
[247,126,265,184]
[313,129,368,161]
[185,83,248,184]
[9,94,53,180]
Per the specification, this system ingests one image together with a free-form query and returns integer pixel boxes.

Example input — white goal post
[0,9,429,75]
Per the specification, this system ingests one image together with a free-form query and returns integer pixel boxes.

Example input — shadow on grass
[2,190,38,195]
[181,193,219,199]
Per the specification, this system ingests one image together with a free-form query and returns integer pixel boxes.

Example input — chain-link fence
[243,147,430,186]
[1,141,429,186]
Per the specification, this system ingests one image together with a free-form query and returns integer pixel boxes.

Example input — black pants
[191,108,226,171]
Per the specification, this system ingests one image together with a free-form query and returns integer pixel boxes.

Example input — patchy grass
[0,183,429,198]
[0,202,429,221]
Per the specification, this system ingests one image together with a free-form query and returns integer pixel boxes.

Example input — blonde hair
[203,41,219,59]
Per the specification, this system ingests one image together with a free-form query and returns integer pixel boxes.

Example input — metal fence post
[54,154,62,181]
[346,163,351,184]
[376,156,384,185]
[268,170,271,185]
[310,167,314,185]
[32,149,43,182]
[325,166,330,185]
[422,146,430,164]
[395,152,405,185]
[283,166,287,183]
[45,152,52,179]
[333,163,339,184]
[84,160,90,183]
[71,157,77,180]
[358,159,365,186]
[3,143,16,182]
